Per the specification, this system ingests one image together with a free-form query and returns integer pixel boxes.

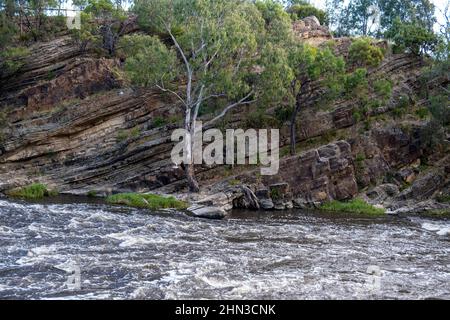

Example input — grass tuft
[320,198,385,215]
[106,193,188,210]
[7,183,58,199]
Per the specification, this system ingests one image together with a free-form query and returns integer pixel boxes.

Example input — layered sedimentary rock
[292,16,332,46]
[0,18,447,214]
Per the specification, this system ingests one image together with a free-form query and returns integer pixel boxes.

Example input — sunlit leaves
[121,34,179,87]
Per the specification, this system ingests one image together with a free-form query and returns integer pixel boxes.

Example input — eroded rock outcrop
[0,18,447,215]
[293,16,332,46]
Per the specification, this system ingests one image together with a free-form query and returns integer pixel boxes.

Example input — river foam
[0,198,448,299]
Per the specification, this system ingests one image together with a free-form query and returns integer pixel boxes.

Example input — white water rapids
[0,198,448,299]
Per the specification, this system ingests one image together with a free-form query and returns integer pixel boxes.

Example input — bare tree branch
[166,26,193,106]
[204,92,256,127]
[155,84,187,107]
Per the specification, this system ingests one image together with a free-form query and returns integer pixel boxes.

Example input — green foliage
[366,99,382,110]
[0,10,17,48]
[392,94,411,119]
[0,0,72,42]
[420,119,446,150]
[0,46,29,76]
[167,114,183,124]
[87,190,98,197]
[353,110,362,122]
[106,193,188,210]
[255,0,290,26]
[436,194,450,203]
[257,1,296,48]
[153,116,166,128]
[70,0,127,55]
[327,0,436,37]
[378,0,436,33]
[122,34,179,87]
[116,126,141,142]
[415,107,429,119]
[349,38,384,68]
[70,11,100,52]
[228,179,241,186]
[131,0,265,102]
[355,153,366,162]
[419,93,449,150]
[270,188,281,200]
[116,129,128,142]
[84,0,115,13]
[261,43,345,109]
[320,198,386,215]
[396,95,410,109]
[7,183,58,199]
[257,43,295,106]
[386,18,438,55]
[373,78,393,100]
[429,94,450,127]
[130,126,141,137]
[287,3,328,25]
[244,110,279,129]
[274,106,293,124]
[345,68,368,94]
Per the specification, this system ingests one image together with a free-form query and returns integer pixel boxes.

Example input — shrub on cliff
[70,0,129,56]
[344,68,368,94]
[0,46,29,77]
[0,9,17,48]
[373,78,393,101]
[287,2,328,26]
[348,38,384,68]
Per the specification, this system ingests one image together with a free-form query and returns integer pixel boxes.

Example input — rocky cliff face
[0,19,448,214]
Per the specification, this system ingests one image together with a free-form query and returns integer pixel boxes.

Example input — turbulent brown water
[0,197,449,300]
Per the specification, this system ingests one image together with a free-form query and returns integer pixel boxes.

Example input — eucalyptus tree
[285,45,345,155]
[124,0,267,192]
[255,1,345,155]
[326,0,436,36]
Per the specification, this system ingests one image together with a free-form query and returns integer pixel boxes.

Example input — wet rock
[233,186,260,210]
[255,141,357,205]
[397,168,447,201]
[255,188,270,199]
[195,191,237,211]
[268,183,293,210]
[397,168,416,184]
[293,197,310,209]
[186,204,226,220]
[366,184,400,205]
[255,188,274,210]
[259,199,274,210]
[387,200,450,215]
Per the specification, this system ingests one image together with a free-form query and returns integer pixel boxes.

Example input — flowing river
[0,197,449,300]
